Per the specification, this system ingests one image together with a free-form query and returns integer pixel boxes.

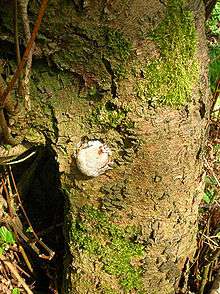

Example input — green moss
[90,105,126,129]
[115,64,128,79]
[136,0,199,106]
[49,26,131,90]
[89,100,133,130]
[103,28,132,61]
[31,62,73,97]
[51,34,100,73]
[71,205,145,292]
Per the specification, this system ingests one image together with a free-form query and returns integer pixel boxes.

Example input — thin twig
[1,177,14,218]
[9,166,55,260]
[18,0,32,109]
[0,255,33,294]
[199,264,210,294]
[0,0,48,107]
[14,0,25,99]
[19,245,34,273]
[14,0,21,65]
[210,268,220,294]
[9,166,38,239]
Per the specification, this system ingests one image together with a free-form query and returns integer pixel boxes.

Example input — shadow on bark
[12,145,65,293]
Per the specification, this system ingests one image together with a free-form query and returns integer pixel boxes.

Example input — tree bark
[0,0,211,293]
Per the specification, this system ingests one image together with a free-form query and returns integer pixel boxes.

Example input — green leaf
[207,1,220,36]
[26,226,33,233]
[203,192,211,204]
[208,44,220,92]
[0,226,16,245]
[205,175,218,186]
[11,288,20,294]
[216,232,220,239]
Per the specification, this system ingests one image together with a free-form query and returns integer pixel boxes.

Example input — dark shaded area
[199,100,206,119]
[12,146,65,293]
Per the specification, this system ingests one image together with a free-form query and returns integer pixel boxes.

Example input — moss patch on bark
[135,0,199,106]
[71,205,145,293]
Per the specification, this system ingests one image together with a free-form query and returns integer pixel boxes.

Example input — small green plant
[207,1,220,91]
[0,226,16,255]
[208,45,220,91]
[213,143,220,161]
[203,189,215,204]
[207,1,220,36]
[203,176,218,204]
[11,288,20,294]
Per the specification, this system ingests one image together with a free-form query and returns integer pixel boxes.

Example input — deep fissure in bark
[12,146,65,293]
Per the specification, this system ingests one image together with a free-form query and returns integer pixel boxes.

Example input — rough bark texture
[0,0,211,293]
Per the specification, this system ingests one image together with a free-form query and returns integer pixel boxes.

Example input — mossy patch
[71,205,145,293]
[103,28,132,61]
[48,26,132,93]
[88,100,141,165]
[31,61,73,97]
[89,100,133,130]
[135,1,199,106]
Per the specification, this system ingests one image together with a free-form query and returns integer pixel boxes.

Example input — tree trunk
[0,0,211,293]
